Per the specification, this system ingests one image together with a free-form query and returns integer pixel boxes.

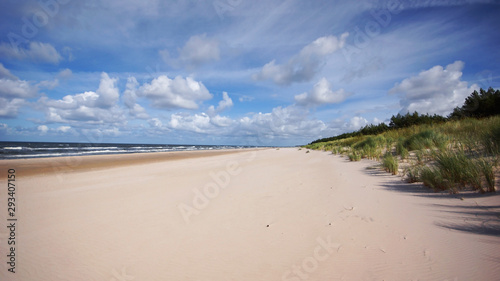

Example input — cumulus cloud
[346,116,369,131]
[161,34,220,69]
[0,42,62,64]
[139,75,212,110]
[149,118,163,128]
[57,126,72,133]
[95,73,120,108]
[0,98,25,118]
[389,61,478,115]
[0,78,37,99]
[295,78,351,107]
[123,77,149,119]
[166,111,234,134]
[150,104,327,144]
[238,105,327,142]
[0,63,37,100]
[253,33,349,85]
[38,72,124,124]
[0,63,17,80]
[169,112,212,133]
[38,125,49,135]
[207,92,233,115]
[0,63,37,118]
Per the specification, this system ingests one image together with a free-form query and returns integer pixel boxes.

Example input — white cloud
[58,68,73,79]
[208,92,233,115]
[149,118,163,128]
[169,112,212,133]
[0,63,37,118]
[38,125,49,135]
[166,111,235,134]
[239,95,255,102]
[37,79,59,90]
[139,75,212,109]
[253,33,349,85]
[151,104,327,144]
[237,105,328,143]
[346,116,369,131]
[0,42,62,64]
[389,61,478,115]
[82,127,122,138]
[0,78,37,99]
[95,73,120,108]
[57,126,72,133]
[38,73,125,124]
[0,63,37,100]
[123,77,149,119]
[0,98,25,118]
[295,78,351,107]
[161,34,220,68]
[211,115,233,127]
[0,63,17,80]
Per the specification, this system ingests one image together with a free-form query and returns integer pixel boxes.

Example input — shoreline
[0,148,263,177]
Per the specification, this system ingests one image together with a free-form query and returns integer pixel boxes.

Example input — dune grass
[382,153,399,175]
[305,116,500,193]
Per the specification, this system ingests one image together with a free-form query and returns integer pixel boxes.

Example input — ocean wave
[0,142,252,159]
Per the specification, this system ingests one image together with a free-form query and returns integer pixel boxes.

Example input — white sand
[1,148,499,280]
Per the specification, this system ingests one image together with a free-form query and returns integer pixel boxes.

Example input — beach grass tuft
[305,115,499,193]
[382,153,398,175]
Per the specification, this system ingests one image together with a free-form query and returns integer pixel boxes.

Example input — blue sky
[0,0,499,146]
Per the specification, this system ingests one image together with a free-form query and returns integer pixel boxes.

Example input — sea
[0,141,255,160]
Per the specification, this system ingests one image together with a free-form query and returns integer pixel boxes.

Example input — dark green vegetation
[305,88,500,193]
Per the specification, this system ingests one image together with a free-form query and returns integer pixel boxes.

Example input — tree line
[309,87,500,145]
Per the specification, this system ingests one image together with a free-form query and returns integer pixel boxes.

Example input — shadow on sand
[363,165,500,237]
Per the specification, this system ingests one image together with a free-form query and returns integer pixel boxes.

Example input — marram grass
[304,116,500,193]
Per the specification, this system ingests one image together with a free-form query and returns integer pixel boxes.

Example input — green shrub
[382,153,398,175]
[482,121,500,155]
[420,166,454,192]
[431,150,496,193]
[434,150,480,190]
[353,136,376,150]
[478,159,495,192]
[396,140,409,160]
[348,152,361,161]
[405,166,421,183]
[403,130,447,151]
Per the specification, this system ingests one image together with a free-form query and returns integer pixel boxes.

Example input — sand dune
[1,148,499,280]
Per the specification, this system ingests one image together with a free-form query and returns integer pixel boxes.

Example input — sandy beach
[1,148,499,280]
